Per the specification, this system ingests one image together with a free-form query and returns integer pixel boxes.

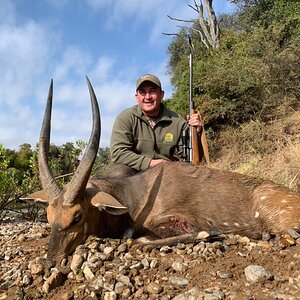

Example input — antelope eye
[72,214,82,225]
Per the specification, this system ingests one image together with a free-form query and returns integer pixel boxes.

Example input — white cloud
[93,56,116,82]
[0,22,51,106]
[84,0,195,42]
[0,104,41,149]
[53,47,91,81]
[95,80,134,114]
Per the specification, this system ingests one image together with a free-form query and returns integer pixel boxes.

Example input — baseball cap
[136,74,161,90]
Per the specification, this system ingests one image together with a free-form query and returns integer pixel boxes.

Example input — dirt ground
[1,220,300,300]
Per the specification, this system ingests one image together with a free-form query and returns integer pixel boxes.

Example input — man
[110,73,202,173]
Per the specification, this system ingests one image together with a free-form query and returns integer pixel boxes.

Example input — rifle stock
[191,109,200,166]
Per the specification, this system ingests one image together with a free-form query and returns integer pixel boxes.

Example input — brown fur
[26,157,300,263]
[90,162,300,246]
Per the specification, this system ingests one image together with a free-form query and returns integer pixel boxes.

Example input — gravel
[1,215,300,299]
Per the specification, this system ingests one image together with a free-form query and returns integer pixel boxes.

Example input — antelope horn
[39,79,62,201]
[63,77,100,205]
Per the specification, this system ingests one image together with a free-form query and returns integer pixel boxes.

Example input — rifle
[183,36,211,167]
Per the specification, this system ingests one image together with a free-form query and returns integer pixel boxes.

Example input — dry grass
[211,110,300,192]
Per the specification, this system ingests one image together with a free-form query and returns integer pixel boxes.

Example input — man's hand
[149,159,168,168]
[187,112,203,133]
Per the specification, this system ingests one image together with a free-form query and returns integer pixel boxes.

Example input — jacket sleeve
[110,111,151,171]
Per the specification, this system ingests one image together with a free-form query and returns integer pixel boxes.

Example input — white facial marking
[234,222,240,227]
[223,222,228,226]
[260,195,267,200]
[255,211,259,218]
[281,199,287,203]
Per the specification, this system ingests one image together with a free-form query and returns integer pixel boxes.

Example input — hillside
[211,110,300,192]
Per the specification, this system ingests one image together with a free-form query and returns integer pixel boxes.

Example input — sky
[0,0,235,150]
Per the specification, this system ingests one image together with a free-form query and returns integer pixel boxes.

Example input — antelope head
[27,77,101,263]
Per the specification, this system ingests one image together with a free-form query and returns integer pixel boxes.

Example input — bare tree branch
[204,0,220,48]
[162,32,180,37]
[165,0,220,50]
[167,15,194,23]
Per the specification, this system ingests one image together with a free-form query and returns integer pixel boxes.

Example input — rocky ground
[1,215,300,300]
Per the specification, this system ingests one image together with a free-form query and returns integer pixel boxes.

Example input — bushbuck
[24,78,300,263]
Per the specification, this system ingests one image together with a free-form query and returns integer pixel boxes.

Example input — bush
[0,144,41,219]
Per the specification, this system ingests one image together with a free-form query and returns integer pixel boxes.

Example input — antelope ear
[20,190,49,204]
[90,191,128,215]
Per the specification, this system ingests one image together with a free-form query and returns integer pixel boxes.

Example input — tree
[166,0,300,129]
[0,144,18,205]
[165,0,220,49]
[92,147,112,178]
[14,143,33,171]
[231,0,300,30]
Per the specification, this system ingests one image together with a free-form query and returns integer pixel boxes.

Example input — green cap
[136,74,161,90]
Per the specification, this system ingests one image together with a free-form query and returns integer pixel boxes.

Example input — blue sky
[0,0,235,150]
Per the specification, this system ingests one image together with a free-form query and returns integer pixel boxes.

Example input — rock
[28,260,44,275]
[172,261,184,272]
[196,231,210,240]
[82,263,95,281]
[146,282,163,294]
[42,269,67,293]
[216,270,234,279]
[115,274,131,286]
[244,265,273,283]
[169,276,189,288]
[287,229,300,240]
[89,276,104,292]
[103,291,117,300]
[22,273,33,286]
[70,253,84,273]
[160,245,172,253]
[103,246,114,255]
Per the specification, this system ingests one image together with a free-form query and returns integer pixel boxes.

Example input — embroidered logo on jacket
[164,133,174,143]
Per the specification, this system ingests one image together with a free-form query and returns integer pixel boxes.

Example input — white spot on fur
[281,199,287,203]
[260,195,267,200]
[223,222,229,226]
[255,211,259,218]
[234,222,240,227]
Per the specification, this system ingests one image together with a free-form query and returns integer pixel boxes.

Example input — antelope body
[25,78,300,263]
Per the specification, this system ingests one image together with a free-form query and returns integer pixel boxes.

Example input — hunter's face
[135,82,164,117]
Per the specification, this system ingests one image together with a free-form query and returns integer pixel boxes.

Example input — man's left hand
[188,112,203,132]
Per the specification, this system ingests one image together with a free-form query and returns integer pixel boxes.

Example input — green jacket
[110,104,187,171]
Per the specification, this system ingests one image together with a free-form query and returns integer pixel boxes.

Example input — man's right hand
[149,159,168,168]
